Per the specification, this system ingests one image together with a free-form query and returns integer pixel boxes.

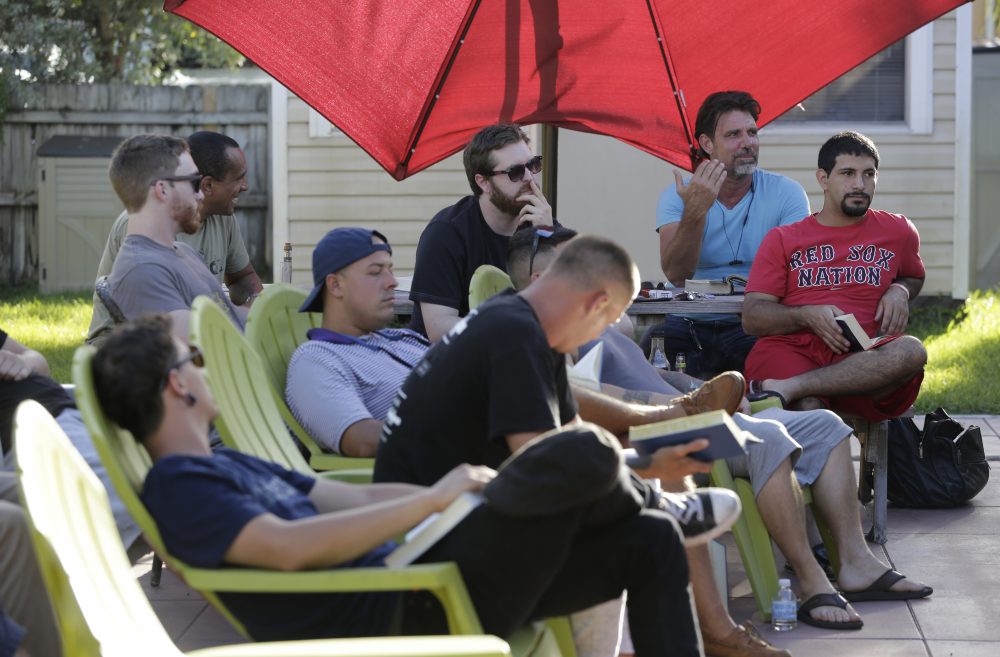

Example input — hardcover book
[628,410,759,462]
[684,275,747,296]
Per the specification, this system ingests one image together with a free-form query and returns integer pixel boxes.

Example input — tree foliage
[0,0,244,85]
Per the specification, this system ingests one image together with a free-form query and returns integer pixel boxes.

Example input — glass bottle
[675,352,687,375]
[280,242,293,284]
[649,336,669,370]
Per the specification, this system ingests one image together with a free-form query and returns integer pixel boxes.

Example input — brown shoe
[703,621,791,657]
[676,371,745,417]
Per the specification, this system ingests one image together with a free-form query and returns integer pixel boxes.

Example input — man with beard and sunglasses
[742,132,927,420]
[409,123,555,342]
[641,91,811,379]
[106,134,245,342]
[88,131,261,347]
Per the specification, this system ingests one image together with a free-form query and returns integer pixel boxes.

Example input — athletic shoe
[658,488,741,547]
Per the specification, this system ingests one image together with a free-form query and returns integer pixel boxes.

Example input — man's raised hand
[673,159,726,218]
[516,181,554,226]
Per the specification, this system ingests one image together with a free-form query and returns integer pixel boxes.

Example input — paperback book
[384,492,482,568]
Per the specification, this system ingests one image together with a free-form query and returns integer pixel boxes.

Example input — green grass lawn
[2,285,999,413]
[1,286,91,384]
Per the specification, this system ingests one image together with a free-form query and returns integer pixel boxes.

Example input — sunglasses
[157,173,204,193]
[528,227,556,277]
[160,345,205,390]
[485,155,543,183]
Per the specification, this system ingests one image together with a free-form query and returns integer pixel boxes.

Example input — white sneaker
[658,489,741,547]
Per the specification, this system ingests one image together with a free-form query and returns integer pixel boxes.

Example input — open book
[684,275,747,296]
[384,492,482,568]
[834,313,893,352]
[628,410,760,462]
[567,342,603,391]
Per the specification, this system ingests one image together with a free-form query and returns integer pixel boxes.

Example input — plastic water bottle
[675,352,687,375]
[281,242,293,284]
[771,579,797,631]
[649,336,669,370]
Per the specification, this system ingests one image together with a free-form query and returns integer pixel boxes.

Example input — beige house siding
[556,10,968,297]
[280,96,471,286]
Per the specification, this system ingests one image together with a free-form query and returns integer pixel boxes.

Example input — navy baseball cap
[299,228,392,313]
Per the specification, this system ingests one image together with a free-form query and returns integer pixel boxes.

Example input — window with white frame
[770,24,933,133]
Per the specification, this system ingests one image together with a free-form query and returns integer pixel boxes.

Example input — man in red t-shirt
[742,132,927,420]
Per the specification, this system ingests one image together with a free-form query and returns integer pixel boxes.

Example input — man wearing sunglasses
[105,134,245,342]
[409,123,555,342]
[88,131,261,347]
[94,314,717,656]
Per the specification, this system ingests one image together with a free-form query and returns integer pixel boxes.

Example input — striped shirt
[285,329,429,454]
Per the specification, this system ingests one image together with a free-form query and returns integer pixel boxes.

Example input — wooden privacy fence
[0,83,270,288]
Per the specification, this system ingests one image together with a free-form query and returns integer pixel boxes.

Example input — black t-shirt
[375,293,578,486]
[0,328,75,453]
[408,195,510,336]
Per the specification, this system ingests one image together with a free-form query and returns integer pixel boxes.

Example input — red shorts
[745,332,922,421]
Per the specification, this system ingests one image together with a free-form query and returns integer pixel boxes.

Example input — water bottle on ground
[771,578,798,631]
[281,242,293,284]
[675,352,687,375]
[649,336,669,370]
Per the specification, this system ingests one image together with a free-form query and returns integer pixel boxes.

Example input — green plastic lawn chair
[72,345,571,657]
[14,399,512,657]
[468,265,512,310]
[709,398,838,619]
[244,284,375,474]
[190,296,371,483]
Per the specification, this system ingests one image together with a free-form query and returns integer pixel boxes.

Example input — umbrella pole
[541,124,558,218]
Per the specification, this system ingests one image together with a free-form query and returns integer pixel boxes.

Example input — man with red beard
[409,124,555,341]
[88,131,262,346]
[107,134,245,342]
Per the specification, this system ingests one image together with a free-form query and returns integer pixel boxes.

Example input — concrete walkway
[140,414,1000,656]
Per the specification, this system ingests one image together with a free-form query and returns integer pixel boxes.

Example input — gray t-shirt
[87,211,251,345]
[108,234,244,330]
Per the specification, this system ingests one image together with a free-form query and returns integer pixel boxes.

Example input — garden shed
[36,135,124,293]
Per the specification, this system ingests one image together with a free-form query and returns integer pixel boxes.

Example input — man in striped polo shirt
[286,227,744,460]
[286,228,427,458]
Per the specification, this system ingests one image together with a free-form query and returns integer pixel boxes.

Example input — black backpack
[887,408,990,508]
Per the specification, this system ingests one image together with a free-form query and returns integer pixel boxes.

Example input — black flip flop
[841,569,934,602]
[747,380,787,408]
[797,592,863,630]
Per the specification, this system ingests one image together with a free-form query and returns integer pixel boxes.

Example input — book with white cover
[384,492,483,568]
[568,342,604,391]
[834,313,893,352]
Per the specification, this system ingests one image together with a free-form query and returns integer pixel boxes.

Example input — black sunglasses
[528,227,556,277]
[157,173,204,193]
[485,155,543,183]
[161,345,205,390]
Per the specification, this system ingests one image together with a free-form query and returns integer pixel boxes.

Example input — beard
[488,183,530,217]
[841,193,872,217]
[731,149,758,177]
[173,195,202,234]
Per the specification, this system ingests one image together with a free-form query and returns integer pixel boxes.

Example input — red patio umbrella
[165,0,967,180]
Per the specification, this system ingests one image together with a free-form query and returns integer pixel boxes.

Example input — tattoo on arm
[622,389,653,404]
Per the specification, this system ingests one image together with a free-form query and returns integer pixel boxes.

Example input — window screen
[773,40,906,124]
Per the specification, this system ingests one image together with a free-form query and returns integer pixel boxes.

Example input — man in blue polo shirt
[642,91,810,378]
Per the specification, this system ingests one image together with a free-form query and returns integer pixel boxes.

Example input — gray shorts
[725,408,853,497]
